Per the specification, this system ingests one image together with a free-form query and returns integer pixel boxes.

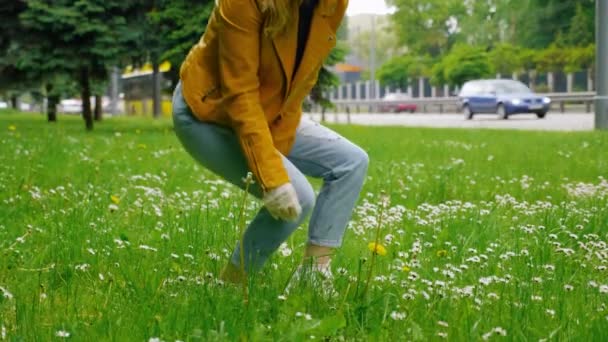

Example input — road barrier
[321,92,596,114]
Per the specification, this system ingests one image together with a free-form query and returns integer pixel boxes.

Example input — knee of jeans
[296,182,316,216]
[172,102,193,130]
[351,147,369,175]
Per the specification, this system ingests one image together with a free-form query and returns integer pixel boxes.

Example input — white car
[58,97,112,114]
[59,99,82,114]
[19,103,32,111]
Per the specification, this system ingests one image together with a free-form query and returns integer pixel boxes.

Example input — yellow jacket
[179,0,347,191]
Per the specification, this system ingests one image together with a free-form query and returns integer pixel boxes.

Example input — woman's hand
[263,183,302,222]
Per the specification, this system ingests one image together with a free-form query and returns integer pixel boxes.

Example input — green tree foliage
[526,0,594,49]
[14,0,142,129]
[377,56,411,89]
[386,0,466,56]
[0,2,26,61]
[457,0,502,46]
[146,0,215,87]
[564,44,595,91]
[534,44,568,74]
[350,20,402,71]
[309,42,348,110]
[337,15,349,41]
[565,44,595,74]
[306,18,349,111]
[382,0,595,85]
[562,3,595,47]
[153,0,214,117]
[489,43,522,76]
[406,56,431,79]
[462,0,595,49]
[440,44,493,87]
[430,58,447,86]
[0,1,30,109]
[3,0,344,125]
[519,48,538,75]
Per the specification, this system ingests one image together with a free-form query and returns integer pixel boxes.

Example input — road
[305,112,595,131]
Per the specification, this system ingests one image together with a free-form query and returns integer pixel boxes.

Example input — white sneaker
[284,261,338,297]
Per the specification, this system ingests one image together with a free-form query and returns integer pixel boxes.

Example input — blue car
[458,79,551,120]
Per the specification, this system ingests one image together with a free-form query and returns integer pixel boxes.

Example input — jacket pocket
[201,85,220,103]
[196,84,222,116]
[180,62,223,120]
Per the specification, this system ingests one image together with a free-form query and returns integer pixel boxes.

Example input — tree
[441,44,493,87]
[349,19,403,71]
[563,3,595,47]
[0,1,29,110]
[377,56,411,89]
[386,0,466,56]
[381,0,596,92]
[508,0,594,49]
[441,0,595,48]
[535,44,569,91]
[458,0,502,46]
[6,3,76,121]
[147,1,214,88]
[489,43,522,76]
[337,15,349,41]
[565,44,595,91]
[17,0,145,130]
[309,42,348,112]
[430,58,447,86]
[136,0,214,118]
[519,48,539,89]
[406,56,430,79]
[535,44,567,75]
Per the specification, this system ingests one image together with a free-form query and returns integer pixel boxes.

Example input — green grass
[1,111,607,341]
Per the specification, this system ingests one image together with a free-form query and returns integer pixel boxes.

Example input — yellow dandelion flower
[368,242,387,256]
[436,250,448,258]
[8,125,17,131]
[110,195,120,205]
[402,265,411,273]
[137,144,147,149]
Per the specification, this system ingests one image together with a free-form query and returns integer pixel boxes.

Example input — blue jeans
[172,83,369,271]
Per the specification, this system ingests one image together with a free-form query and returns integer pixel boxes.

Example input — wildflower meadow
[1,111,607,341]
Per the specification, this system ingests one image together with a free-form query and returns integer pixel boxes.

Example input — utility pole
[109,67,119,116]
[596,0,608,129]
[369,14,377,99]
[152,60,162,119]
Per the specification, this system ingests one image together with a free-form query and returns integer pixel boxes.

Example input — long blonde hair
[258,0,305,37]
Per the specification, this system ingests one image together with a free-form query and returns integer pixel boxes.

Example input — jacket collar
[272,0,337,98]
[257,0,338,16]
[318,0,338,16]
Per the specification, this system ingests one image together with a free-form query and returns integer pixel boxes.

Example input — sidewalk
[305,112,595,131]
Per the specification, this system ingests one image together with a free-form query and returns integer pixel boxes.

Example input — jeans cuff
[308,238,342,248]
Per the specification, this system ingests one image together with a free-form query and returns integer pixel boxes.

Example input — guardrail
[322,92,597,114]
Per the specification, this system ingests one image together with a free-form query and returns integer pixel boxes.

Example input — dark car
[380,93,417,113]
[459,79,551,120]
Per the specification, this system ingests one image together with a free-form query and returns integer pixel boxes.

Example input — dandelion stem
[354,257,364,297]
[361,193,389,300]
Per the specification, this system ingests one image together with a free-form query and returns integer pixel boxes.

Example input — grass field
[1,111,607,341]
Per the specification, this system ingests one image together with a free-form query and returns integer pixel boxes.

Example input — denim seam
[307,174,340,247]
[287,155,336,180]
